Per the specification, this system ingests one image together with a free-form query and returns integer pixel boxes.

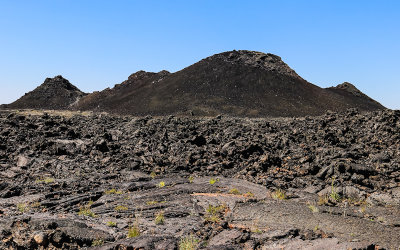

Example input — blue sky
[0,0,399,109]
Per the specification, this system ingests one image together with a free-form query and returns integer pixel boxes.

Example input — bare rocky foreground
[0,109,399,249]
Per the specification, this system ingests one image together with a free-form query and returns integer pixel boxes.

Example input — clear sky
[0,0,399,109]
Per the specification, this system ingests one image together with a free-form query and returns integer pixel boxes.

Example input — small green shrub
[209,178,219,185]
[307,203,319,213]
[78,201,96,217]
[147,200,159,205]
[31,202,41,208]
[318,177,342,206]
[17,203,28,213]
[107,221,117,227]
[35,177,55,184]
[205,204,226,223]
[105,188,123,195]
[78,207,96,217]
[146,200,166,206]
[251,228,263,234]
[127,224,140,238]
[155,211,165,225]
[158,181,165,188]
[206,204,226,214]
[330,190,340,202]
[114,205,128,211]
[150,171,157,179]
[272,189,286,200]
[250,220,263,234]
[188,176,194,183]
[92,238,104,246]
[330,177,341,202]
[179,234,200,250]
[360,201,368,213]
[228,188,241,195]
[318,195,329,205]
[244,192,255,198]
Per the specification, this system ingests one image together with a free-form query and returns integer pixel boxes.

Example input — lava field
[0,109,399,249]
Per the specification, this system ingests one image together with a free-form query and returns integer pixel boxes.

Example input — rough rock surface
[3,75,86,110]
[0,109,399,249]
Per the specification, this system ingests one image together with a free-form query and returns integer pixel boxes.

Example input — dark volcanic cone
[325,82,384,111]
[77,50,385,117]
[76,70,170,113]
[4,75,86,110]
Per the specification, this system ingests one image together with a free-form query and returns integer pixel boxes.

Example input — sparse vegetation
[318,195,330,206]
[179,234,200,250]
[329,177,341,202]
[150,171,157,179]
[92,238,104,246]
[229,188,241,195]
[114,205,128,211]
[250,219,263,234]
[107,221,117,227]
[272,189,286,200]
[127,224,140,238]
[78,201,96,217]
[206,204,226,215]
[205,204,227,223]
[17,203,28,213]
[35,177,55,184]
[359,201,368,213]
[31,202,41,208]
[205,213,220,223]
[188,176,194,183]
[78,206,96,217]
[244,192,255,198]
[307,203,319,213]
[318,177,343,206]
[146,200,166,205]
[342,196,367,207]
[209,178,219,185]
[105,188,123,195]
[146,200,159,205]
[251,228,263,234]
[158,181,166,188]
[127,214,141,238]
[155,211,165,225]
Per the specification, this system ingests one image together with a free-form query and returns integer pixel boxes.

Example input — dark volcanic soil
[76,50,384,117]
[0,109,400,249]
